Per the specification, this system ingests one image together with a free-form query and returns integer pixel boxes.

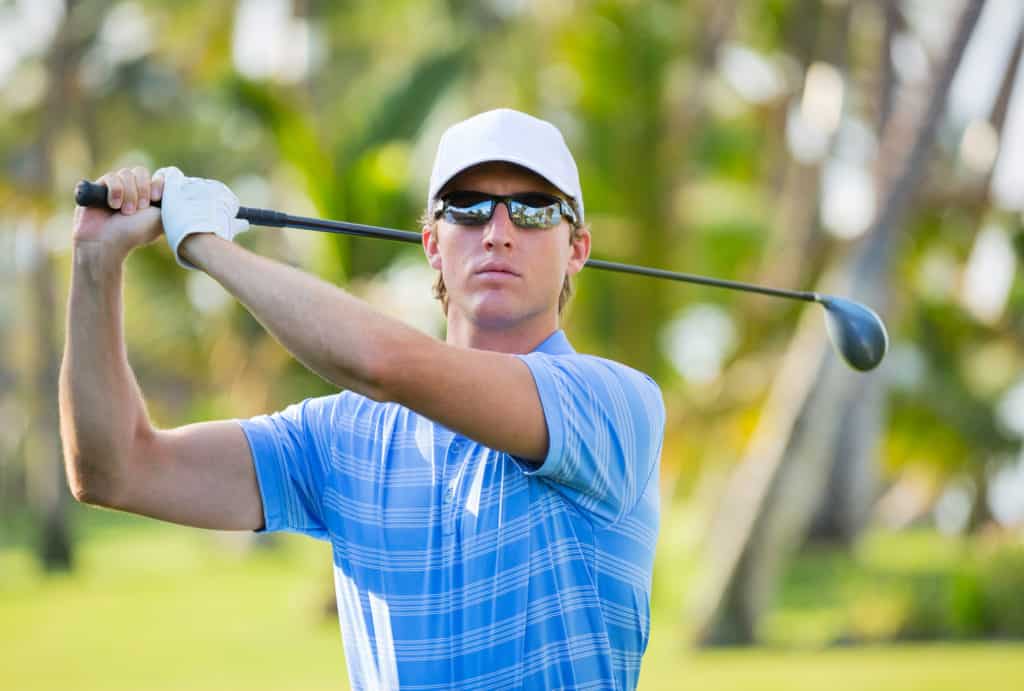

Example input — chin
[469,302,526,329]
[459,291,538,328]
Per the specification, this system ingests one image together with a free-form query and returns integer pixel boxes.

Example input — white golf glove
[154,166,250,269]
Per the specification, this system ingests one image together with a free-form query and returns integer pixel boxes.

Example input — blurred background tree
[2,0,1024,668]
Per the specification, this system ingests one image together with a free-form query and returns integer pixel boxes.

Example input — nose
[482,201,515,250]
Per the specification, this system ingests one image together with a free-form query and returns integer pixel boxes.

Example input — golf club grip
[73,180,289,227]
[75,180,123,209]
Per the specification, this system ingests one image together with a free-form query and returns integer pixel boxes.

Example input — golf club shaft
[75,180,821,304]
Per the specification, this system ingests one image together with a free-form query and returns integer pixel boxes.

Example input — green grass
[1,509,344,691]
[2,507,1023,690]
[639,639,1024,691]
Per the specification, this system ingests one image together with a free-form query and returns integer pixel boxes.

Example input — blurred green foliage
[761,530,1024,645]
[901,540,1024,640]
[1,0,1018,500]
[1,0,1023,676]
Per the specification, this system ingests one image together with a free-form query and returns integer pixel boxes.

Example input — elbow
[353,331,416,404]
[358,347,397,403]
[68,478,108,507]
[63,452,124,508]
[60,416,156,510]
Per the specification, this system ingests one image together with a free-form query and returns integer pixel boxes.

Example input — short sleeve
[515,353,665,525]
[236,394,338,539]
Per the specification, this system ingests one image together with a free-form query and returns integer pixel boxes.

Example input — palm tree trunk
[691,0,987,645]
[27,0,85,571]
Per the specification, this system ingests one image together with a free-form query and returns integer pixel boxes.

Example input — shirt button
[445,487,455,501]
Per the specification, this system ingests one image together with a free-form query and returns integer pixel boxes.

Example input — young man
[60,109,665,690]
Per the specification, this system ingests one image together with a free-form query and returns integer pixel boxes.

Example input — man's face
[423,162,590,331]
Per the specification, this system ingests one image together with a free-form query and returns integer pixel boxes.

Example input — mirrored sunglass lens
[510,200,561,228]
[445,199,493,225]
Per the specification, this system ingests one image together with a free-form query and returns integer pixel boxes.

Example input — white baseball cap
[427,108,585,222]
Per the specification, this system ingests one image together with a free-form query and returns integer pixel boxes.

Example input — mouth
[475,263,520,278]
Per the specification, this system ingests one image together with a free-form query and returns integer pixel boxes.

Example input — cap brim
[431,155,579,206]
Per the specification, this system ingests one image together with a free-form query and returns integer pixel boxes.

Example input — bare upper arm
[385,337,550,462]
[114,420,265,531]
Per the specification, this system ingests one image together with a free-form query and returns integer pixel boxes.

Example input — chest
[322,416,534,551]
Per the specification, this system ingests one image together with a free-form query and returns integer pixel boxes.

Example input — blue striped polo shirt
[238,330,664,690]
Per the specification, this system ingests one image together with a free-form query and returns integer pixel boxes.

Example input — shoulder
[243,392,425,463]
[580,353,660,389]
[254,390,400,429]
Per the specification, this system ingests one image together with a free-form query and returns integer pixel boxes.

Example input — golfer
[60,109,665,690]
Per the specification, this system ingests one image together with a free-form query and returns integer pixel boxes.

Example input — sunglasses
[433,190,579,230]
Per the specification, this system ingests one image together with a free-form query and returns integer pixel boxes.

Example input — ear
[422,223,443,270]
[566,226,591,278]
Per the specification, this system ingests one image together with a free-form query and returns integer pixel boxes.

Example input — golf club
[75,180,889,371]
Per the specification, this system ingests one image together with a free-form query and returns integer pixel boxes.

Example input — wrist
[178,232,222,269]
[72,240,126,282]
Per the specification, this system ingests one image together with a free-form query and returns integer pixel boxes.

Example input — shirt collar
[533,329,575,355]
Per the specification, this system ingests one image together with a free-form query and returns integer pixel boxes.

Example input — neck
[445,310,559,353]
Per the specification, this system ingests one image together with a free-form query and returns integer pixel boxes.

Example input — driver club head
[818,295,889,371]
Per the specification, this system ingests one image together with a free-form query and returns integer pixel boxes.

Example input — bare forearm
[59,245,152,503]
[181,234,414,398]
[179,235,549,460]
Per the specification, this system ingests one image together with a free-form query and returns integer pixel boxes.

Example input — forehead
[441,161,563,197]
